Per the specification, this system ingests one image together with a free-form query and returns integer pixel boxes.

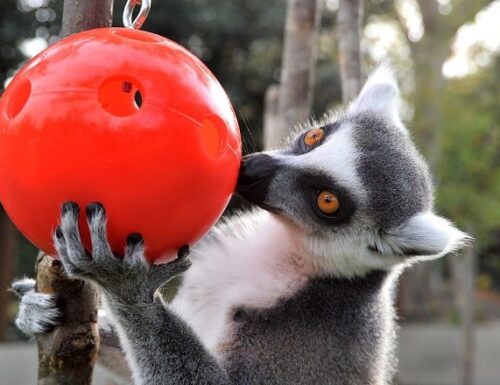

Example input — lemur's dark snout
[237,153,279,205]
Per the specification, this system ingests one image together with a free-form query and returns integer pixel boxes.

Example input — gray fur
[12,278,61,335]
[225,272,395,385]
[351,113,433,229]
[55,203,228,385]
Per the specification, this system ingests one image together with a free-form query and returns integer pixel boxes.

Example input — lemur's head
[238,67,468,276]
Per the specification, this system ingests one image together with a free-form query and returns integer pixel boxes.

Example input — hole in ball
[134,90,143,109]
[6,79,31,119]
[201,115,227,157]
[98,78,143,117]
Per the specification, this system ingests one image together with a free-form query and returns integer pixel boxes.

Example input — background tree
[276,0,321,146]
[0,207,15,340]
[337,0,363,103]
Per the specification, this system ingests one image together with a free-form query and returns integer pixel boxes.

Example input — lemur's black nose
[237,153,280,203]
[238,153,278,185]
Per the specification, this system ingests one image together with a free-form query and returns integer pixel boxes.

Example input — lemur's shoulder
[169,208,312,355]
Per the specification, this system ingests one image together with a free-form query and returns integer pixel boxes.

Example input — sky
[365,0,500,78]
[443,0,500,77]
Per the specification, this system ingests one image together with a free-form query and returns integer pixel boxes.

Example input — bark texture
[337,0,363,104]
[274,0,321,144]
[450,232,476,385]
[61,0,114,38]
[36,253,100,385]
[263,84,281,150]
[35,0,114,383]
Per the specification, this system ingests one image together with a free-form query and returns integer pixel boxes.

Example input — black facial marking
[288,122,342,155]
[297,170,356,225]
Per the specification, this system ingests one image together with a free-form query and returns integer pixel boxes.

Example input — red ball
[0,28,241,263]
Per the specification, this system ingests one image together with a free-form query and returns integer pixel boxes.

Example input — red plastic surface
[0,28,241,263]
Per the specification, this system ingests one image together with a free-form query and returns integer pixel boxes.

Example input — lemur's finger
[10,278,36,298]
[125,233,147,268]
[60,202,86,257]
[60,202,92,276]
[150,245,191,284]
[86,202,113,261]
[177,245,190,261]
[54,225,67,257]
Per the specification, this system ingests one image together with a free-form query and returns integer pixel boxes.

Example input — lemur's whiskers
[238,110,258,154]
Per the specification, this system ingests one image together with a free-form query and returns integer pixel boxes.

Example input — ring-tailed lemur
[12,67,468,385]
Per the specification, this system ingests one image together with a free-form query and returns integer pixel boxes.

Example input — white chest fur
[169,210,311,357]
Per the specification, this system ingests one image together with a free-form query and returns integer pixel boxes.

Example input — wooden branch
[35,1,114,383]
[36,253,100,385]
[337,0,363,104]
[275,0,321,143]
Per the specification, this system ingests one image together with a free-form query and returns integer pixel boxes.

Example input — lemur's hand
[11,278,61,336]
[54,202,191,305]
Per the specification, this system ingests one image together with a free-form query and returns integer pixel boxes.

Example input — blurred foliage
[437,55,500,287]
[0,0,499,313]
[437,55,500,239]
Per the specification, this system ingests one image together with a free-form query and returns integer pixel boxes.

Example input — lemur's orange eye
[317,191,339,215]
[304,128,324,147]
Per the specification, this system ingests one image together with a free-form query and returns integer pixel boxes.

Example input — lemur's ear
[349,66,399,118]
[372,212,470,258]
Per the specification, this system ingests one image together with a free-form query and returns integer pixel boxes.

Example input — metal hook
[123,0,152,30]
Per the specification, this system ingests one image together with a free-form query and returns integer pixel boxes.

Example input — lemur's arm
[11,278,132,384]
[54,202,231,385]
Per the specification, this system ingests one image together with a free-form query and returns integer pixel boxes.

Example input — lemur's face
[238,68,466,271]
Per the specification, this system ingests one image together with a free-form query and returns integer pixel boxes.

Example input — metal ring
[123,0,152,30]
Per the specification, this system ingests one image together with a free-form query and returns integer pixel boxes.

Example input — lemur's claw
[178,244,190,260]
[54,202,189,304]
[61,201,79,216]
[126,232,144,246]
[85,201,105,219]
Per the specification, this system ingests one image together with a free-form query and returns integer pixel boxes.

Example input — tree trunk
[461,244,476,385]
[337,0,363,103]
[451,230,476,385]
[0,207,16,341]
[61,0,114,37]
[35,1,114,383]
[263,84,281,150]
[274,0,321,144]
